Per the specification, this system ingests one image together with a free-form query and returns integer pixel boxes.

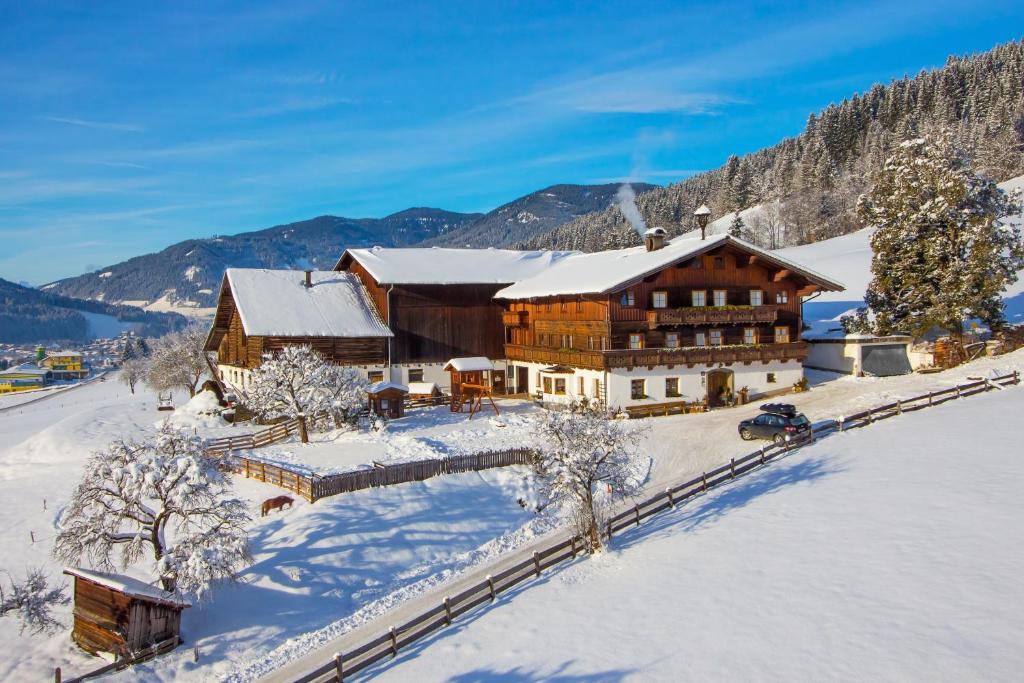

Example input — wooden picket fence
[204,418,303,457]
[231,448,536,503]
[289,370,1021,683]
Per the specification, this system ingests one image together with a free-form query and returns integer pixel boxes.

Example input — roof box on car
[760,403,797,417]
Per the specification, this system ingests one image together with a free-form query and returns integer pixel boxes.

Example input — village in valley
[2,6,1024,683]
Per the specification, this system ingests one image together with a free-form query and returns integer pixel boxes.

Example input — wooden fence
[56,636,180,683]
[289,371,1021,683]
[231,448,536,503]
[204,418,303,457]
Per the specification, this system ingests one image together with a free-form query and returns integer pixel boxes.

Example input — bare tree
[242,346,366,442]
[120,357,147,395]
[0,568,68,635]
[531,401,646,552]
[146,325,207,398]
[747,201,786,249]
[53,423,251,597]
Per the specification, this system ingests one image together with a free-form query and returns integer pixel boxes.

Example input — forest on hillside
[526,40,1024,252]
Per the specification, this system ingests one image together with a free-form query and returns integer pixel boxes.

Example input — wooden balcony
[504,341,809,371]
[647,305,779,329]
[502,310,529,327]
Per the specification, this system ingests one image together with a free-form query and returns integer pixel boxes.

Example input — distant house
[204,269,393,389]
[63,567,190,657]
[0,364,48,393]
[39,351,88,380]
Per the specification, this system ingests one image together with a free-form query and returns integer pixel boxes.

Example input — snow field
[373,383,1024,682]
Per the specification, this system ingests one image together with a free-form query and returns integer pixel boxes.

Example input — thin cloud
[44,116,145,133]
[239,95,356,118]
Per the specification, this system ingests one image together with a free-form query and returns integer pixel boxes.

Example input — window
[713,290,727,307]
[560,334,572,349]
[539,333,547,346]
[368,370,384,383]
[545,302,552,312]
[691,257,704,269]
[555,378,566,395]
[665,332,679,348]
[767,372,777,384]
[750,290,763,306]
[536,372,542,388]
[601,337,609,350]
[774,326,790,343]
[593,378,601,397]
[620,290,636,307]
[743,328,757,345]
[408,368,423,383]
[631,379,646,400]
[576,299,584,312]
[694,331,707,347]
[709,329,723,346]
[587,336,595,350]
[543,377,553,394]
[578,376,585,395]
[776,291,789,304]
[380,398,390,410]
[691,290,706,307]
[652,291,668,309]
[560,299,568,312]
[665,377,680,397]
[713,256,725,270]
[629,333,644,350]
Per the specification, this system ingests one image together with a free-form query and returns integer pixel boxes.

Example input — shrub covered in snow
[530,401,647,552]
[53,422,252,599]
[0,567,68,635]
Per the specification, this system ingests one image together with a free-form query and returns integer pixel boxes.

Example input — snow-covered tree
[120,357,147,395]
[0,568,68,635]
[728,212,746,239]
[146,325,207,398]
[53,423,251,598]
[845,133,1024,338]
[241,345,367,442]
[530,401,646,552]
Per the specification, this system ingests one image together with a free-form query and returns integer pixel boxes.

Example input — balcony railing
[504,341,809,371]
[647,305,779,328]
[502,310,529,327]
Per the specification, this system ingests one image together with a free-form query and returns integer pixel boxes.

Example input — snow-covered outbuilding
[366,380,409,419]
[804,333,914,376]
[204,268,393,389]
[63,567,190,657]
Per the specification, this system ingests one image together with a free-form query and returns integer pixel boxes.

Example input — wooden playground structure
[444,357,502,418]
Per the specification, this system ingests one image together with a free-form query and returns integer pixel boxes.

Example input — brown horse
[261,495,295,517]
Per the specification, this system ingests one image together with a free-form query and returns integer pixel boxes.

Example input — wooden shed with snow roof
[63,567,190,657]
[366,381,408,419]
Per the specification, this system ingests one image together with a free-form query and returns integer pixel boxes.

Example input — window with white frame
[776,290,789,304]
[665,332,679,348]
[713,289,727,307]
[368,370,384,383]
[631,379,646,400]
[709,329,723,345]
[593,378,601,397]
[555,378,566,395]
[665,377,681,397]
[652,291,668,309]
[694,331,706,346]
[629,333,644,350]
[749,289,763,306]
[744,328,757,345]
[578,376,585,395]
[774,326,790,343]
[691,290,706,307]
[620,290,636,306]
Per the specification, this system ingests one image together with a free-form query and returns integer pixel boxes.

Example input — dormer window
[621,290,636,307]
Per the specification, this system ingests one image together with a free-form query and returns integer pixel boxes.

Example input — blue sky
[1,1,1023,285]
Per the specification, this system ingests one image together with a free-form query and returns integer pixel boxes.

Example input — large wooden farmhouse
[334,247,573,387]
[494,228,844,410]
[204,268,392,388]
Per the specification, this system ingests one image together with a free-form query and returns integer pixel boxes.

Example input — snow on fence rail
[231,448,537,503]
[204,419,303,456]
[56,636,180,683]
[288,370,1021,683]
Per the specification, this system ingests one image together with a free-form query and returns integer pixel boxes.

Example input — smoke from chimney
[616,184,647,240]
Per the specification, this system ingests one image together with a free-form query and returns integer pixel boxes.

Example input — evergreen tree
[728,212,746,238]
[845,132,1024,338]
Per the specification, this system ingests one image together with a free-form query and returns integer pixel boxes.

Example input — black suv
[738,403,811,445]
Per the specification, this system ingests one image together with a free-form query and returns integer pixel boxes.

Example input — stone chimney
[303,270,313,288]
[643,227,667,252]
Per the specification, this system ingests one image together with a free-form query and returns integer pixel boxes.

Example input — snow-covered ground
[372,379,1024,682]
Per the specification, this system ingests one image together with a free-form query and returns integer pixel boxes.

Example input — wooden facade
[500,242,823,372]
[338,257,509,364]
[64,569,189,657]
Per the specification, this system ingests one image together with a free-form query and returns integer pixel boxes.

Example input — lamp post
[694,205,712,240]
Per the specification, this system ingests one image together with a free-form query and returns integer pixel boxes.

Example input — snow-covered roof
[495,232,845,300]
[339,247,578,285]
[64,567,191,608]
[367,381,408,394]
[444,357,495,372]
[45,350,82,357]
[407,381,439,394]
[0,364,48,376]
[225,269,392,338]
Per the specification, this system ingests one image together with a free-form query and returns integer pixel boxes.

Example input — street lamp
[694,204,712,240]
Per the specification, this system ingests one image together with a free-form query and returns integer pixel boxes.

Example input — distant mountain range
[0,277,186,344]
[42,184,648,314]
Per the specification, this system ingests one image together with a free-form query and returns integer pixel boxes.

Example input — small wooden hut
[63,568,190,657]
[367,381,408,419]
[444,357,501,417]
[407,381,443,400]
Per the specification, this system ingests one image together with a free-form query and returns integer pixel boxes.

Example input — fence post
[730,458,736,478]
[635,504,641,527]
[390,626,398,658]
[702,472,708,492]
[54,668,61,683]
[928,391,933,406]
[334,653,344,681]
[534,551,541,576]
[570,536,577,558]
[956,385,962,399]
[1015,371,1020,385]
[607,520,613,540]
[667,488,674,508]
[897,400,902,415]
[487,575,496,601]
[838,416,844,432]
[444,597,452,626]
[760,446,766,465]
